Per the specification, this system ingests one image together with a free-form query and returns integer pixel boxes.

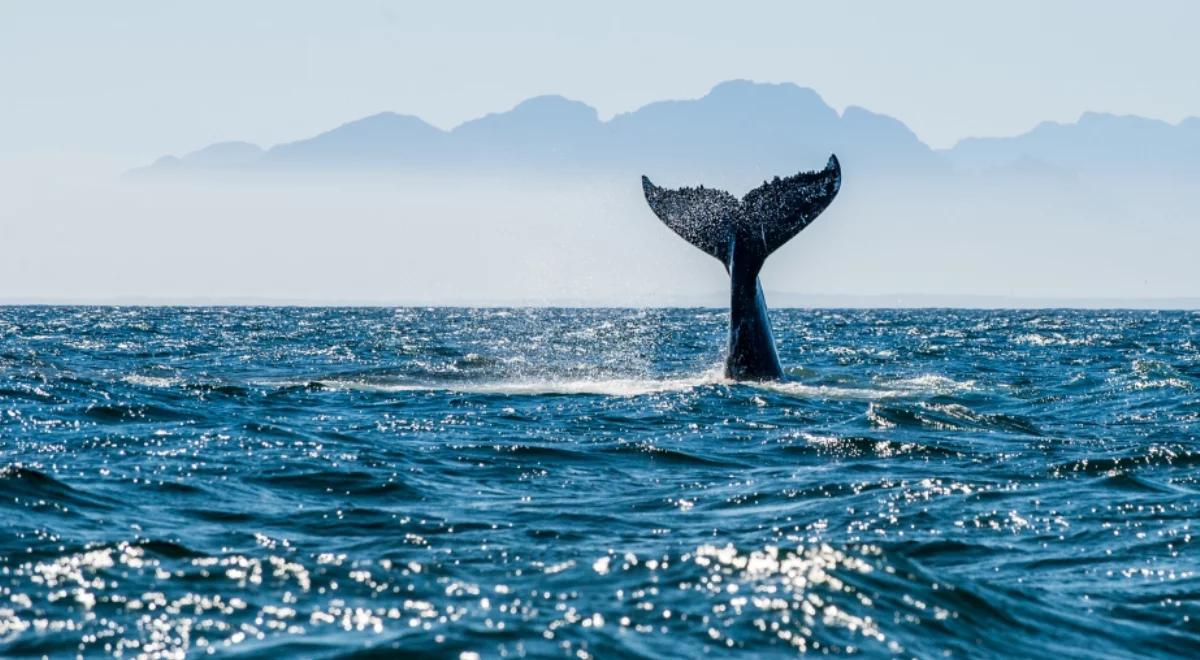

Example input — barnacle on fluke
[642,155,841,380]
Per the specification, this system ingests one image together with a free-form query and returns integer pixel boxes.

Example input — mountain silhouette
[129,80,1198,186]
[264,112,447,168]
[944,112,1200,175]
[143,141,264,173]
[128,81,939,186]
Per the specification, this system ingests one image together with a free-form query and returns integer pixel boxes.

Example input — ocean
[0,307,1196,658]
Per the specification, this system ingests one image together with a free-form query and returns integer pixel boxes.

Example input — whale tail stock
[641,155,841,380]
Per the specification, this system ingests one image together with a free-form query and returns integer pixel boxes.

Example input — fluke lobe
[642,155,841,380]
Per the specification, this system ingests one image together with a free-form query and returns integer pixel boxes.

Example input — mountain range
[130,80,1200,186]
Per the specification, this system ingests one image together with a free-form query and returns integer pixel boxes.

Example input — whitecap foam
[256,369,972,401]
[752,373,973,401]
[308,374,721,397]
[121,374,183,388]
[878,374,977,394]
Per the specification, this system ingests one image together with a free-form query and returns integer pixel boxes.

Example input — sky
[2,1,1199,305]
[2,0,1199,161]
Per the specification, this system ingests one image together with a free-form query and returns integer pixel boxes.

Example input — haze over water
[1,307,1196,657]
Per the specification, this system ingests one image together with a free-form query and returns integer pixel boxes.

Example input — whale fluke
[641,155,841,380]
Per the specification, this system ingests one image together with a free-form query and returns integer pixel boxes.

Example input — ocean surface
[0,307,1197,658]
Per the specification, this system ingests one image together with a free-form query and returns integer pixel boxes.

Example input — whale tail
[641,155,841,380]
[642,155,840,273]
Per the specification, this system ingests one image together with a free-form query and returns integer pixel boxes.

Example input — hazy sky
[3,1,1199,304]
[3,1,1198,160]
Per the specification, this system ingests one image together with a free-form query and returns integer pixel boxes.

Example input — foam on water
[121,374,184,388]
[298,372,724,397]
[251,369,973,401]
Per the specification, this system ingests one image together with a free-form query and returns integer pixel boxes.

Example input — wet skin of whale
[641,155,842,380]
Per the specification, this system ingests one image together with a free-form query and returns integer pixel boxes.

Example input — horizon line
[4,293,1200,311]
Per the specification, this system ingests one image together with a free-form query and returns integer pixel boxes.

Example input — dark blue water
[1,307,1197,658]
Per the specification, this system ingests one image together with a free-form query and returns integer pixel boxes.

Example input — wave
[0,464,119,512]
[250,471,422,498]
[1049,444,1200,475]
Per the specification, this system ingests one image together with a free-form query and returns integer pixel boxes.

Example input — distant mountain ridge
[943,111,1200,175]
[129,80,1198,184]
